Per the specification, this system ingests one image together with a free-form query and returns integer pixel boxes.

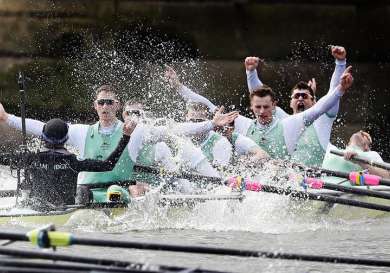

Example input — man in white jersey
[322,131,388,184]
[0,85,235,201]
[164,59,353,162]
[245,46,348,166]
[165,66,270,165]
[122,99,232,195]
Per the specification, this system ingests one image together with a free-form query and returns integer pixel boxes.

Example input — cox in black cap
[42,118,69,145]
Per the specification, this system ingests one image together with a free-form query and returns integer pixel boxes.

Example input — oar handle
[226,176,262,191]
[330,149,390,171]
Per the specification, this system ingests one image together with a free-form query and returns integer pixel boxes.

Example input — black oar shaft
[320,168,390,187]
[70,237,390,267]
[0,258,132,273]
[322,182,390,200]
[1,231,390,268]
[331,150,390,171]
[0,247,217,273]
[293,162,390,186]
[259,185,390,212]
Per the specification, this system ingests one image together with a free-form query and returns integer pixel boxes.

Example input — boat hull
[0,206,128,226]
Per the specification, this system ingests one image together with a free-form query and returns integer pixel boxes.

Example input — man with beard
[245,46,348,166]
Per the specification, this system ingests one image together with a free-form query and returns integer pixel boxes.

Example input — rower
[0,118,134,211]
[121,99,178,196]
[245,45,348,166]
[122,99,229,179]
[164,66,270,164]
[164,63,353,161]
[322,131,388,184]
[1,85,144,203]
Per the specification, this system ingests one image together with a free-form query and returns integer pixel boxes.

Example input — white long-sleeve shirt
[246,58,347,151]
[176,85,269,156]
[174,81,344,155]
[6,116,143,162]
[235,85,344,154]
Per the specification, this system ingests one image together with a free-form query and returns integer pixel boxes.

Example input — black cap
[42,118,69,145]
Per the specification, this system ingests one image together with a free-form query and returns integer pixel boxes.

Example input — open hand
[340,66,353,92]
[212,106,239,127]
[331,45,346,60]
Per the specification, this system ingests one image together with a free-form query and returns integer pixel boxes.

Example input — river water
[1,165,390,273]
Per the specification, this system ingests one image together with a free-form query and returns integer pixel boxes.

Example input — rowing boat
[0,203,130,226]
[0,192,244,226]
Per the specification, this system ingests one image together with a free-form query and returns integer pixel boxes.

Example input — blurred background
[0,0,389,158]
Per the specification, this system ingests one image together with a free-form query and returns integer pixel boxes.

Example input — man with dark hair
[0,84,235,201]
[0,86,135,203]
[245,45,349,165]
[165,66,271,165]
[165,64,353,160]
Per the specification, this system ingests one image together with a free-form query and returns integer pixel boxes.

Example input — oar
[330,149,390,171]
[226,177,390,212]
[0,258,137,273]
[160,193,244,202]
[133,166,390,207]
[302,177,390,200]
[0,246,220,273]
[1,230,390,268]
[293,163,390,187]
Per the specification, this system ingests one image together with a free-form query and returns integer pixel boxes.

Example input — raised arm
[173,107,239,136]
[330,46,347,93]
[165,66,217,113]
[326,45,347,117]
[283,67,353,154]
[245,56,264,92]
[302,66,352,126]
[0,102,44,136]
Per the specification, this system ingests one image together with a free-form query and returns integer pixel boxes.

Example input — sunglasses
[126,110,143,117]
[291,93,312,100]
[96,99,117,106]
[188,118,207,123]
